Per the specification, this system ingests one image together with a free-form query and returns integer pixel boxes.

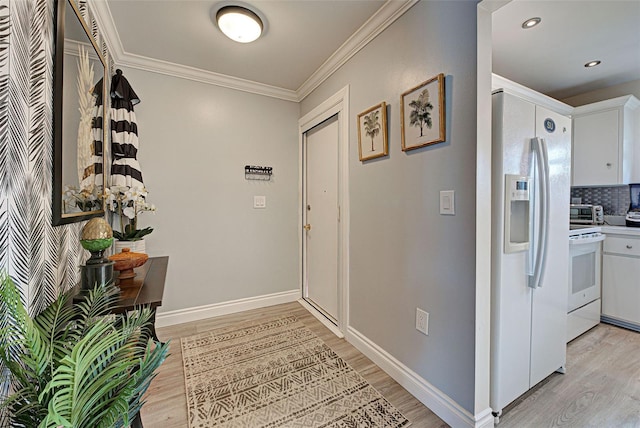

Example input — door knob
[303,224,312,231]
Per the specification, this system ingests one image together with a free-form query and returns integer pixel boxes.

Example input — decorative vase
[109,248,149,280]
[80,218,115,290]
[114,238,146,254]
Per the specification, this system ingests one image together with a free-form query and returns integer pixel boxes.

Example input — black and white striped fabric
[89,77,104,189]
[110,69,143,188]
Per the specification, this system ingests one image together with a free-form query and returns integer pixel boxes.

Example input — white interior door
[303,115,339,323]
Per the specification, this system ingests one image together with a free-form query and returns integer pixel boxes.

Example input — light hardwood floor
[498,322,640,428]
[141,301,448,427]
[141,302,640,427]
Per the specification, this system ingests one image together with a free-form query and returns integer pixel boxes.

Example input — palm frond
[125,340,169,414]
[1,275,168,427]
[73,283,120,334]
[42,321,131,426]
[0,274,52,423]
[33,292,77,363]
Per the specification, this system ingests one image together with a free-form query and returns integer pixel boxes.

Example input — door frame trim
[298,85,350,336]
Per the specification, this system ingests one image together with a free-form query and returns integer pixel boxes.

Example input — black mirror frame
[52,0,108,226]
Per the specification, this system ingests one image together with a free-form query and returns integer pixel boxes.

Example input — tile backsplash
[571,185,630,215]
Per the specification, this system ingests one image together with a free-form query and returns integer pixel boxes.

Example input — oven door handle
[569,234,606,246]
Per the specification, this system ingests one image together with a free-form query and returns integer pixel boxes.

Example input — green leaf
[113,227,153,241]
[0,275,168,427]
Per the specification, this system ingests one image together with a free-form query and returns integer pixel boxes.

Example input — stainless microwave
[570,204,604,225]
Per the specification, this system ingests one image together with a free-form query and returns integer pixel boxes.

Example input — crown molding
[89,0,125,61]
[296,0,418,101]
[65,39,101,63]
[571,94,640,114]
[492,73,574,116]
[90,0,415,103]
[116,53,299,102]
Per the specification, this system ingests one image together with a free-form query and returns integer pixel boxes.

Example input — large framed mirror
[52,0,108,226]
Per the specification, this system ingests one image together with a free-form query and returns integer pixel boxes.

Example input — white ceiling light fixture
[521,17,541,29]
[216,5,264,43]
[584,60,602,68]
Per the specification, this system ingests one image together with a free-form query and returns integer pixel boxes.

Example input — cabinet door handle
[606,162,612,168]
[626,245,633,249]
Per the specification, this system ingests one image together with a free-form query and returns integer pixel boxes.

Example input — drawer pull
[627,245,633,249]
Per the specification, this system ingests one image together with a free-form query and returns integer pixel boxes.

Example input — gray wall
[118,68,301,312]
[301,0,478,413]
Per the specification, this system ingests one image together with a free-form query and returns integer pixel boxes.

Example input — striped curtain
[110,69,143,189]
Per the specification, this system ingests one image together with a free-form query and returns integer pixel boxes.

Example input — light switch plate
[254,195,266,209]
[440,190,455,215]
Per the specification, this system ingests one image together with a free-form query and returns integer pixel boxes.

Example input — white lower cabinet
[601,233,640,330]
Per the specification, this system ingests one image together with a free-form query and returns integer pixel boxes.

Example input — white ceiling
[107,0,385,91]
[492,0,640,100]
[98,0,390,99]
[94,0,640,102]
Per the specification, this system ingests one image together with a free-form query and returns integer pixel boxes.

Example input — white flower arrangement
[105,186,156,241]
[63,185,101,213]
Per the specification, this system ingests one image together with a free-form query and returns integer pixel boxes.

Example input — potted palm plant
[0,274,168,427]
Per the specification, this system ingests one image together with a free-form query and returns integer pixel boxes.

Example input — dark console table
[72,256,168,428]
[111,256,168,342]
[73,256,168,342]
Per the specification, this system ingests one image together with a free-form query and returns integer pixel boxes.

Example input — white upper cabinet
[571,95,640,186]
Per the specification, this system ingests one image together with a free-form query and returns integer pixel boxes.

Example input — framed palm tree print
[401,73,445,151]
[357,102,388,161]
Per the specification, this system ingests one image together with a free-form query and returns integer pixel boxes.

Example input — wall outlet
[416,308,429,335]
[253,195,266,209]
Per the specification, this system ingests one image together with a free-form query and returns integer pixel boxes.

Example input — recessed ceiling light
[584,60,601,68]
[215,5,263,43]
[521,17,541,29]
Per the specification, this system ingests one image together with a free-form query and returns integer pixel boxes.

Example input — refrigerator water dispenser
[504,174,531,253]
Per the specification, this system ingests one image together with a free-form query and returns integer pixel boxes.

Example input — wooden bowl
[109,248,149,280]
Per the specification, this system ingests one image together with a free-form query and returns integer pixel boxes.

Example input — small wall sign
[244,165,272,181]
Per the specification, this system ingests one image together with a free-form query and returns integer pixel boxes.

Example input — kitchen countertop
[600,225,640,236]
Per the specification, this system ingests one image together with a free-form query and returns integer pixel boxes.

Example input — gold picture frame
[401,73,445,151]
[357,102,388,161]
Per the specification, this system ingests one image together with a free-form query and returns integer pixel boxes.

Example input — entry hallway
[141,302,640,427]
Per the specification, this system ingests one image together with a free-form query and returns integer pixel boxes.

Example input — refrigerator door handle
[528,137,550,289]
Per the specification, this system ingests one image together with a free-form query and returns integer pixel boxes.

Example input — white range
[567,225,606,342]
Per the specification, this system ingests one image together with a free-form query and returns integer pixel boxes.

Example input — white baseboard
[475,408,495,428]
[297,298,344,338]
[346,326,492,428]
[155,289,300,328]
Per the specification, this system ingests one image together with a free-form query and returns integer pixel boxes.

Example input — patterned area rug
[181,316,411,428]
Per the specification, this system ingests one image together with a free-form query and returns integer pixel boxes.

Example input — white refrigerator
[490,90,571,418]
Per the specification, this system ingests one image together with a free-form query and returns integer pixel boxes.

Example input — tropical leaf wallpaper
[0,0,112,421]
